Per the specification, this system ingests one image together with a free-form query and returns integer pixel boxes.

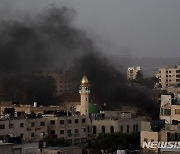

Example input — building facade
[46,115,91,145]
[0,118,47,142]
[127,66,141,80]
[34,71,76,96]
[158,65,180,88]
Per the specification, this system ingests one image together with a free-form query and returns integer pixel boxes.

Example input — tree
[43,137,70,147]
[91,132,140,152]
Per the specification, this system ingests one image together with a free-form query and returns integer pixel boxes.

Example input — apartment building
[34,71,76,96]
[0,118,48,142]
[46,115,91,145]
[141,93,180,153]
[158,65,180,88]
[127,66,141,80]
[0,105,65,115]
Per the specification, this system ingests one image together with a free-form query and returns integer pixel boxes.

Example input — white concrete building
[158,65,180,88]
[0,118,48,142]
[127,66,141,80]
[46,115,90,145]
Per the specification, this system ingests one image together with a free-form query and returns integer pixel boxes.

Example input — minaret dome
[81,75,89,85]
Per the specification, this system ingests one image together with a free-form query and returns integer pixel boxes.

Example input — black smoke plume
[0,6,159,118]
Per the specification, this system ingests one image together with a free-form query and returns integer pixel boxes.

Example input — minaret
[79,75,90,116]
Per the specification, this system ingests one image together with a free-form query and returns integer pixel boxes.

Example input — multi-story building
[0,75,151,152]
[0,104,66,115]
[50,71,76,96]
[0,117,48,142]
[127,66,141,80]
[141,93,180,153]
[165,86,180,98]
[34,71,77,96]
[46,115,91,145]
[158,65,180,88]
[160,94,180,124]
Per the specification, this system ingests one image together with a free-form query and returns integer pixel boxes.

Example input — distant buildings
[140,66,180,153]
[158,65,180,88]
[127,66,141,80]
[34,71,76,96]
[0,75,146,153]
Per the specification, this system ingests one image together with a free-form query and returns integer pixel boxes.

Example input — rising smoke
[0,6,159,118]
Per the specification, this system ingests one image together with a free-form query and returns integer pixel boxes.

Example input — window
[50,120,55,125]
[75,129,79,134]
[88,126,90,132]
[75,119,78,124]
[133,124,136,132]
[68,119,72,124]
[82,119,86,123]
[31,133,35,137]
[67,139,72,144]
[120,125,123,133]
[51,130,55,135]
[42,132,45,136]
[31,122,35,127]
[82,128,86,133]
[136,124,138,132]
[67,129,72,136]
[127,125,129,134]
[0,124,5,129]
[74,139,80,144]
[93,126,96,134]
[60,120,64,124]
[60,130,64,134]
[9,124,14,129]
[40,121,45,126]
[20,134,23,138]
[102,126,105,133]
[175,109,180,114]
[81,138,87,143]
[110,126,114,133]
[20,123,24,128]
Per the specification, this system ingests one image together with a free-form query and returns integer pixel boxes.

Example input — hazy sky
[0,0,180,58]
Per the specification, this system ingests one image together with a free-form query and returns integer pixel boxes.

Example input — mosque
[0,75,146,145]
[72,75,144,138]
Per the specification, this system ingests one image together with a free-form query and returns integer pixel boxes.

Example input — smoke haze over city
[0,0,180,58]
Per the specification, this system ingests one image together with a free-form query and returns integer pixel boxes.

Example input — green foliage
[92,132,140,152]
[43,137,70,147]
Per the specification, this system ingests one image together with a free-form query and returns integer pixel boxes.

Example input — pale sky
[0,0,180,58]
